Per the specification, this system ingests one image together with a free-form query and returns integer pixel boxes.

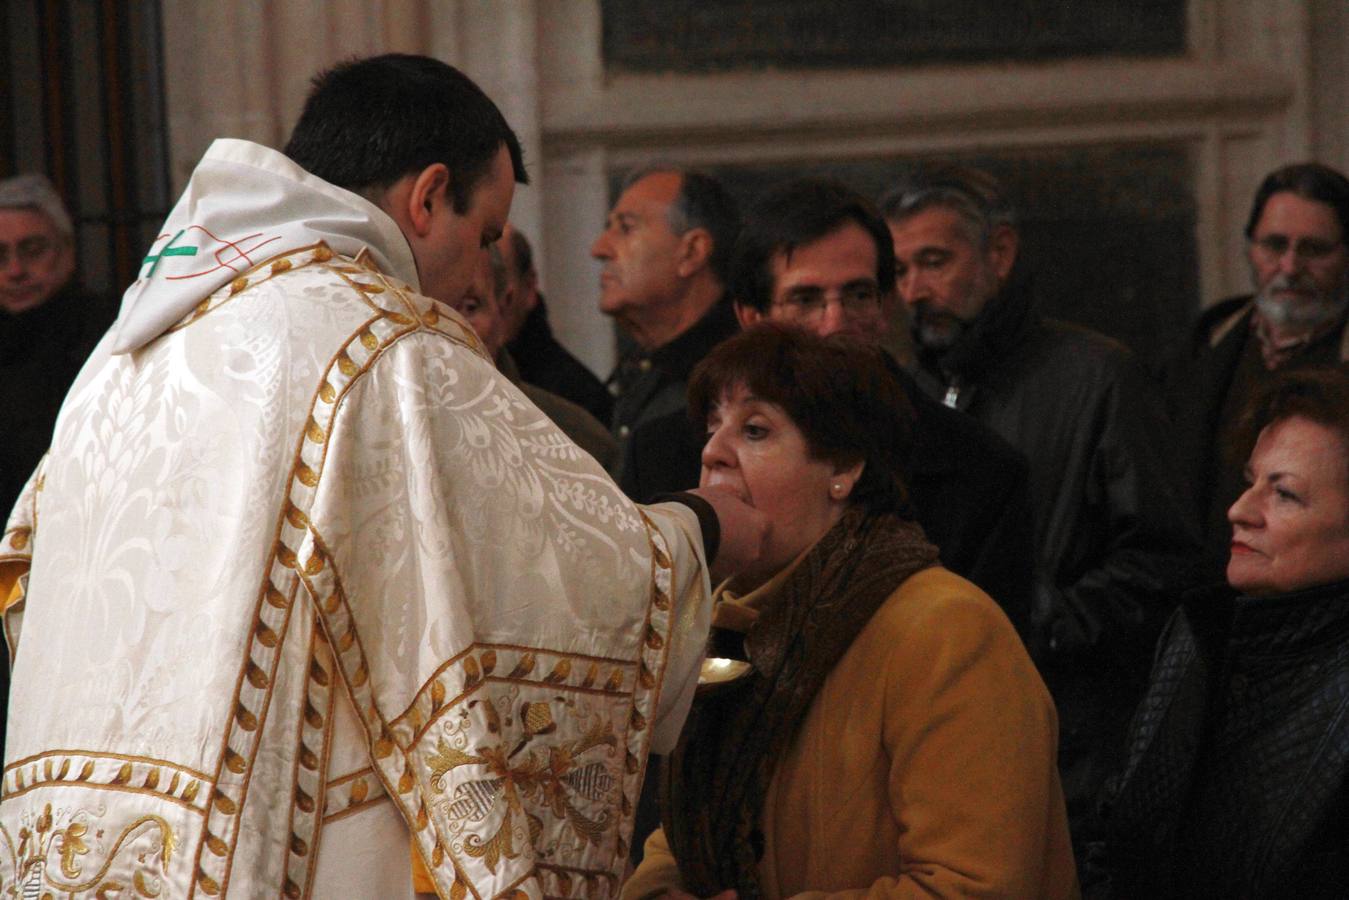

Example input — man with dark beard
[1166,162,1349,569]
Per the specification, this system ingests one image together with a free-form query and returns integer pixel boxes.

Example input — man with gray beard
[1167,162,1349,569]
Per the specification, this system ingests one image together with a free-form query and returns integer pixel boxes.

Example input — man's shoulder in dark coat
[506,295,613,425]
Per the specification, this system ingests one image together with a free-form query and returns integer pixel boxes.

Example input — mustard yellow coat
[621,566,1078,899]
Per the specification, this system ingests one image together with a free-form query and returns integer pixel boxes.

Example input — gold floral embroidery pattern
[189,264,423,899]
[425,704,619,872]
[163,248,683,898]
[280,613,337,899]
[286,507,679,898]
[2,753,211,814]
[392,643,638,746]
[0,803,177,897]
[322,767,388,823]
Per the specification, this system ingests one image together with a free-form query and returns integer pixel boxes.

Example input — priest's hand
[687,486,769,584]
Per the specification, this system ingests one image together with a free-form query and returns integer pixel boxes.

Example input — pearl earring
[832,482,843,496]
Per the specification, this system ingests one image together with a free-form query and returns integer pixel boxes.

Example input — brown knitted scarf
[661,507,939,898]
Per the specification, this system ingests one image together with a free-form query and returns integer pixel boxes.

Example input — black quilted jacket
[1095,578,1349,898]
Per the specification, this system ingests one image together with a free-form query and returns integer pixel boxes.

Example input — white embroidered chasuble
[0,140,712,899]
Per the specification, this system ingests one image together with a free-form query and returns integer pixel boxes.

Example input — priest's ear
[379,164,452,238]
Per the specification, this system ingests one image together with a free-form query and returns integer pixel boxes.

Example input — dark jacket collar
[1180,577,1349,662]
[507,293,556,358]
[629,297,738,382]
[917,264,1037,385]
[0,279,94,361]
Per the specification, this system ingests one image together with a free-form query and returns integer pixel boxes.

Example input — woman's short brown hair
[1239,367,1349,491]
[687,324,915,516]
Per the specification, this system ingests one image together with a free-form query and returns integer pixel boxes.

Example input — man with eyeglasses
[1167,162,1349,567]
[624,178,1033,625]
[883,165,1201,864]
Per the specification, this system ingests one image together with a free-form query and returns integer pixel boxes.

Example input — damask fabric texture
[0,140,713,900]
[496,347,619,475]
[1092,579,1349,898]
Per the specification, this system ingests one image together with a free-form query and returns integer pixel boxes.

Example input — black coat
[1096,579,1349,898]
[606,300,740,441]
[1,281,110,517]
[505,294,613,426]
[619,361,1036,635]
[911,270,1204,831]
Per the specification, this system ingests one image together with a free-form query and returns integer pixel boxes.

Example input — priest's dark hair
[731,178,894,313]
[284,53,527,213]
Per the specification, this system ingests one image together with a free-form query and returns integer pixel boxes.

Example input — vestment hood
[111,138,419,353]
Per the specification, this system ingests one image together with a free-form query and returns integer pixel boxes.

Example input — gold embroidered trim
[189,272,423,898]
[4,749,210,782]
[292,509,678,897]
[163,242,336,335]
[3,753,211,814]
[537,862,622,898]
[610,511,684,864]
[322,766,391,820]
[319,765,391,827]
[392,642,639,744]
[294,516,485,900]
[321,795,389,825]
[1,528,30,555]
[279,612,337,900]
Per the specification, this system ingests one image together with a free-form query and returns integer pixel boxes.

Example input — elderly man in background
[497,223,613,424]
[592,167,741,470]
[882,165,1202,858]
[1166,162,1349,570]
[0,175,111,517]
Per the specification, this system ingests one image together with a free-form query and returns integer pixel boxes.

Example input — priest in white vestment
[0,55,743,899]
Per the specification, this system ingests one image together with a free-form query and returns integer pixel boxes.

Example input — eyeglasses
[770,283,882,321]
[1250,234,1344,262]
[0,235,60,268]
